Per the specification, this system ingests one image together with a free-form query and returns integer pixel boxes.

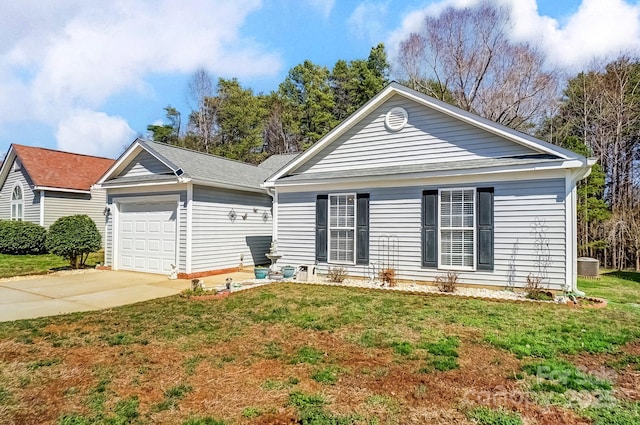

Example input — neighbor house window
[11,185,23,221]
[329,194,356,263]
[439,188,475,270]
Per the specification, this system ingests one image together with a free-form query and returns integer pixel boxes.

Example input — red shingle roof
[12,144,115,192]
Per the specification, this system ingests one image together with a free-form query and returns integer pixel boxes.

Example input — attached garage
[97,139,289,278]
[118,202,177,274]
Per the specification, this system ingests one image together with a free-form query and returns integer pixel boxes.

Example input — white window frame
[11,184,24,221]
[328,193,357,265]
[438,187,476,271]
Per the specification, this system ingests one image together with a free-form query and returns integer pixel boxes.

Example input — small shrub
[379,267,396,286]
[327,266,348,283]
[525,274,551,300]
[46,215,101,268]
[435,270,459,293]
[0,220,47,254]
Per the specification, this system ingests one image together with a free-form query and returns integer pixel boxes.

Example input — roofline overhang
[189,178,268,194]
[264,158,589,189]
[33,185,91,194]
[265,82,587,184]
[95,178,181,190]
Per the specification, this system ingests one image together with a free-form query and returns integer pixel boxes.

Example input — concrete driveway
[0,270,188,322]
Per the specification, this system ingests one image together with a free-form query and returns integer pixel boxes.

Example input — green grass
[577,270,640,305]
[466,406,523,425]
[0,272,639,424]
[0,251,104,278]
[521,359,612,393]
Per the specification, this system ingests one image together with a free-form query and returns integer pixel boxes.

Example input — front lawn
[0,251,104,278]
[0,273,638,424]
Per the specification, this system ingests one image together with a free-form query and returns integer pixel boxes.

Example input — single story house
[95,139,293,277]
[263,83,595,292]
[0,144,114,241]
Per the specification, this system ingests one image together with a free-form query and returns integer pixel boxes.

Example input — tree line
[148,3,639,270]
[147,43,389,164]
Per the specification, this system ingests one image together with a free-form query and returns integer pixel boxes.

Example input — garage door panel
[118,201,177,274]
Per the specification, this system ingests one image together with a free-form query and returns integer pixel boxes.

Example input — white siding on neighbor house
[191,185,272,272]
[43,188,107,243]
[117,150,173,178]
[105,189,187,272]
[295,95,537,175]
[0,160,40,224]
[277,177,567,290]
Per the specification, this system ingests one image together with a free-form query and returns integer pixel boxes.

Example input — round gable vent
[384,107,408,131]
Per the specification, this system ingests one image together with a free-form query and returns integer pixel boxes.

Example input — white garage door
[118,202,177,274]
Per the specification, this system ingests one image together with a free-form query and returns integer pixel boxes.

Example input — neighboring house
[95,139,287,277]
[0,144,115,241]
[263,83,595,292]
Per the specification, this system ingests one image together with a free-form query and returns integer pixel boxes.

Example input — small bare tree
[187,68,218,153]
[396,2,558,132]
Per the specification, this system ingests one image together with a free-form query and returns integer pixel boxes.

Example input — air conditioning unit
[577,257,599,278]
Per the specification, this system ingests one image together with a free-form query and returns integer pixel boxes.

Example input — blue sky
[1,0,639,159]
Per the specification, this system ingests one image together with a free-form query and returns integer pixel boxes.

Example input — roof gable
[99,139,273,192]
[266,83,588,185]
[0,144,115,192]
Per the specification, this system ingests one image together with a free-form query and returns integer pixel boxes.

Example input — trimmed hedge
[0,220,47,255]
[46,215,101,268]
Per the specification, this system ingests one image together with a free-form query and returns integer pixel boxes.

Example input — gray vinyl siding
[191,186,272,272]
[43,188,107,243]
[296,94,536,174]
[277,177,567,290]
[117,150,172,178]
[104,190,187,272]
[0,160,40,224]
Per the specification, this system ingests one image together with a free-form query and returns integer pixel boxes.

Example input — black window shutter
[356,193,369,265]
[315,195,328,262]
[477,187,494,270]
[422,190,438,268]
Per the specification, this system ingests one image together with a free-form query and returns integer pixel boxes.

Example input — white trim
[33,185,91,194]
[111,194,180,272]
[39,190,45,226]
[271,188,279,243]
[10,183,24,221]
[189,178,269,194]
[186,183,193,274]
[327,193,357,265]
[264,159,584,189]
[275,167,569,193]
[437,187,476,271]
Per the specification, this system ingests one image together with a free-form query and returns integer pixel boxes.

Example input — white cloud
[348,2,390,42]
[386,0,640,73]
[307,0,336,17]
[0,0,282,153]
[56,110,136,158]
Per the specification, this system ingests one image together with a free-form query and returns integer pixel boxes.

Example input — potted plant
[254,266,269,279]
[281,265,296,279]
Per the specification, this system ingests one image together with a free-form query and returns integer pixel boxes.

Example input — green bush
[45,215,101,268]
[0,220,47,254]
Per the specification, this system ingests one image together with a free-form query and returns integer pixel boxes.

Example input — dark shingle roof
[139,141,272,189]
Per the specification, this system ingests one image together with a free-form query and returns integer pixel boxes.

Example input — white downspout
[267,187,278,245]
[39,190,45,226]
[186,182,193,274]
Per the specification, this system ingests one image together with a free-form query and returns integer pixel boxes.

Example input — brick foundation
[177,267,241,280]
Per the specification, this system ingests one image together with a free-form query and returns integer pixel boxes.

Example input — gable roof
[257,153,300,173]
[98,139,275,193]
[265,82,593,186]
[0,144,115,193]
